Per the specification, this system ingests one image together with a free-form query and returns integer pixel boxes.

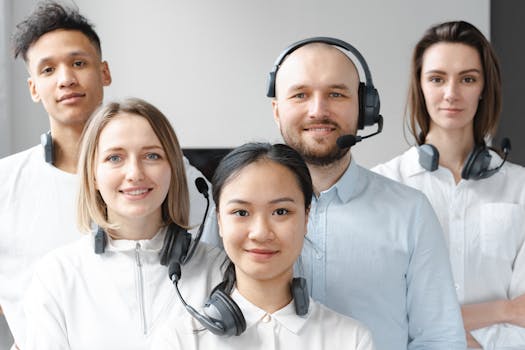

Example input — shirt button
[454,283,460,291]
[262,314,271,323]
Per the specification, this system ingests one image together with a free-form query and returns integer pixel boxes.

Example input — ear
[272,99,281,129]
[101,61,112,86]
[28,77,40,102]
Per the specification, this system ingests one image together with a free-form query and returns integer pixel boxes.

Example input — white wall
[6,0,490,168]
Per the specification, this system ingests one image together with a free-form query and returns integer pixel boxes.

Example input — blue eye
[146,153,161,160]
[107,155,121,163]
[329,92,343,97]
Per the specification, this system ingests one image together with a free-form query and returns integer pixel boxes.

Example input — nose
[57,65,78,88]
[308,93,329,119]
[248,214,275,242]
[125,158,145,182]
[444,80,459,102]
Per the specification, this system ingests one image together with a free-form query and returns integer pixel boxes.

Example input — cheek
[218,218,245,256]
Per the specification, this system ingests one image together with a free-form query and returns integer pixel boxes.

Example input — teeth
[125,189,148,195]
[309,127,332,131]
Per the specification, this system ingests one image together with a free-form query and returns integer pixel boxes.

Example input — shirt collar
[103,227,167,252]
[402,146,428,177]
[320,158,360,203]
[231,289,311,334]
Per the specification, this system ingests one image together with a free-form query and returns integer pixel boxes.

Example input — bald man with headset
[267,37,466,350]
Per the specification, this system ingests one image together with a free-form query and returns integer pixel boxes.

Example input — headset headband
[267,36,375,97]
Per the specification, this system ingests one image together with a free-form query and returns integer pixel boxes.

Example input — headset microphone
[169,260,231,335]
[182,178,210,264]
[336,135,362,149]
[336,115,384,149]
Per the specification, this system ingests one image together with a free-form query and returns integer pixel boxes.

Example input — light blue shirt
[302,159,466,350]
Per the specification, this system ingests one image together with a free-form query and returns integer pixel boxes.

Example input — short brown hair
[77,97,189,233]
[408,21,502,146]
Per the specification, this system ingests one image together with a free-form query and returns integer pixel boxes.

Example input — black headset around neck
[266,36,382,131]
[417,138,511,180]
[94,177,210,265]
[169,260,309,337]
[41,131,54,164]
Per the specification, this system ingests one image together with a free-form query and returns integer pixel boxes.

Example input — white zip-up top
[23,229,225,350]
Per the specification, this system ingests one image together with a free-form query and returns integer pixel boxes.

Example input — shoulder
[359,163,427,204]
[310,301,374,345]
[34,235,92,281]
[0,146,41,178]
[181,241,226,280]
[502,161,525,179]
[371,147,419,181]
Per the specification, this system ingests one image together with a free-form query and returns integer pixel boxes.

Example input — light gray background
[0,0,495,348]
[1,0,490,169]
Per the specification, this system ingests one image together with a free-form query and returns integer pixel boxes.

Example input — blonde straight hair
[77,97,189,233]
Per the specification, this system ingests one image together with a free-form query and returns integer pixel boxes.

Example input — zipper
[135,242,147,335]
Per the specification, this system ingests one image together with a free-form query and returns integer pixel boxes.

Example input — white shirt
[0,144,213,346]
[373,146,525,349]
[151,289,375,350]
[23,230,225,350]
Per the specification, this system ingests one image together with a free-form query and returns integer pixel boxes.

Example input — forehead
[275,43,360,90]
[26,29,100,66]
[98,113,159,148]
[422,42,482,71]
[220,160,302,200]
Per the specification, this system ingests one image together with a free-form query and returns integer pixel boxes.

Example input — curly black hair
[12,1,102,61]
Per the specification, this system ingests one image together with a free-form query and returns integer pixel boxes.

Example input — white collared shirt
[373,146,525,349]
[151,289,375,350]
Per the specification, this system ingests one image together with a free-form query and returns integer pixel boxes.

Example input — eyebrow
[225,197,296,205]
[289,83,350,90]
[99,145,164,153]
[36,51,94,67]
[423,68,482,75]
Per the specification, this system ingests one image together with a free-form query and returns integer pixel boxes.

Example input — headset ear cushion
[358,82,366,130]
[204,289,247,336]
[418,144,439,171]
[461,146,491,180]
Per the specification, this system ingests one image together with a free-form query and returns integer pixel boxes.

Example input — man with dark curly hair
[0,2,112,348]
[1,2,214,348]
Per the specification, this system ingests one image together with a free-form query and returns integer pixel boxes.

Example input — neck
[235,269,293,314]
[426,127,475,183]
[49,122,85,173]
[107,216,162,241]
[307,152,351,195]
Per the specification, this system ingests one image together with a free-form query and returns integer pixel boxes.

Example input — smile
[120,188,152,196]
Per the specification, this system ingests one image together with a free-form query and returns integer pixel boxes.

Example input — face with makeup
[217,160,308,287]
[94,113,171,228]
[420,42,484,135]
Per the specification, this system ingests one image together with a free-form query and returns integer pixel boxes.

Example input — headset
[418,138,511,180]
[41,131,54,164]
[169,260,310,337]
[94,177,211,265]
[266,36,382,133]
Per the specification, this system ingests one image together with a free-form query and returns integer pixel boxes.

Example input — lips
[119,187,152,197]
[246,248,279,260]
[57,92,86,102]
